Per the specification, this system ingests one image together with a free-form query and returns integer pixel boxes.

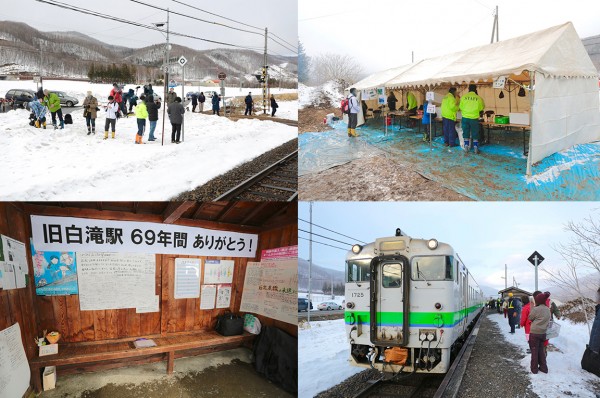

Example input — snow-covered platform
[299,122,600,200]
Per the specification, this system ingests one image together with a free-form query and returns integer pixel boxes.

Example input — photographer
[82,91,98,135]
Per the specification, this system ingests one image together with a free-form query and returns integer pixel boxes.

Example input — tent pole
[526,71,535,176]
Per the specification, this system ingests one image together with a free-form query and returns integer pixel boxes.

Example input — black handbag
[215,313,243,336]
[582,345,600,377]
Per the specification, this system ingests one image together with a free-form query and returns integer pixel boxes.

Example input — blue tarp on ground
[299,121,600,200]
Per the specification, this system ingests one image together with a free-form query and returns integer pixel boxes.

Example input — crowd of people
[489,289,600,378]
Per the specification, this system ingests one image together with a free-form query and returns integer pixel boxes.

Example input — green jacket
[459,91,485,120]
[441,93,459,121]
[134,101,148,119]
[44,92,61,112]
[406,92,417,110]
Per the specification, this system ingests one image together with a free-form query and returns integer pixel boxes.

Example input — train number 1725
[351,292,364,297]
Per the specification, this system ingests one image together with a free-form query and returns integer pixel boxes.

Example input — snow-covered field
[299,81,344,109]
[298,311,599,398]
[488,312,598,397]
[298,319,362,398]
[0,80,297,200]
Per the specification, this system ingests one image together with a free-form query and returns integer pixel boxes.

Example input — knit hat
[87,91,92,96]
[534,293,548,306]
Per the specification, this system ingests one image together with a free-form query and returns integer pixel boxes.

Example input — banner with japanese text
[30,215,258,258]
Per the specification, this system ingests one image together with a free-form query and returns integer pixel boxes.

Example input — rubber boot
[350,128,358,137]
[104,131,109,140]
[60,120,64,129]
[464,138,470,152]
[135,134,139,144]
[112,131,115,139]
[92,127,95,135]
[34,120,40,128]
[43,122,46,129]
[347,127,351,137]
[473,140,479,154]
[423,132,429,142]
[87,126,91,135]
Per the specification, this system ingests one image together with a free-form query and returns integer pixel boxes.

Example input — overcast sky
[1,0,297,56]
[298,202,600,295]
[299,0,600,74]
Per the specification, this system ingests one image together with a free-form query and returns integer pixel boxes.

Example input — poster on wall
[0,323,30,398]
[0,235,28,290]
[200,284,216,310]
[377,87,386,105]
[174,258,201,299]
[240,246,298,324]
[216,284,232,308]
[0,263,16,290]
[77,252,156,311]
[30,215,258,258]
[204,260,234,284]
[362,88,376,100]
[30,240,78,296]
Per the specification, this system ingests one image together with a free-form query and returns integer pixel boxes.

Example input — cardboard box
[43,366,56,391]
[509,112,529,125]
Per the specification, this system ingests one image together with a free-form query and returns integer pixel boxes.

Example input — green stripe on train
[345,305,482,326]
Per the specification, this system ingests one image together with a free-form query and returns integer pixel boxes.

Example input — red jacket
[110,88,123,103]
[520,302,531,334]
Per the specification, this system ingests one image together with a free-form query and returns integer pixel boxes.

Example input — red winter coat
[520,302,531,334]
[110,87,123,103]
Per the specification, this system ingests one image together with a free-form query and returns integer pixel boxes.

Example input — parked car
[50,91,79,107]
[5,89,36,108]
[298,298,313,312]
[185,91,200,100]
[317,301,343,311]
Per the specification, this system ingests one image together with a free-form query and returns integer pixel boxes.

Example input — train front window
[347,259,371,282]
[382,263,402,288]
[411,256,454,281]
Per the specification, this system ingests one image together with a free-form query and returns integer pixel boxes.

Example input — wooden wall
[0,203,297,364]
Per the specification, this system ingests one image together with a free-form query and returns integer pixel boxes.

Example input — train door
[462,272,468,333]
[369,256,409,346]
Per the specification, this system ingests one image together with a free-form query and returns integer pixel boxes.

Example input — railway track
[352,312,483,398]
[214,150,298,201]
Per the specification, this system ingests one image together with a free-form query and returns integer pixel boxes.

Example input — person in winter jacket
[134,95,148,144]
[387,92,398,111]
[212,93,220,116]
[146,95,161,142]
[270,94,278,117]
[441,87,459,147]
[406,91,418,115]
[166,87,177,104]
[104,95,119,140]
[191,93,198,113]
[589,288,600,353]
[244,92,253,116]
[520,296,532,353]
[29,97,47,128]
[144,84,154,97]
[347,87,360,137]
[168,97,185,143]
[459,84,485,153]
[82,91,98,135]
[529,292,551,374]
[125,88,137,113]
[42,89,64,129]
[109,83,124,116]
[507,292,519,334]
[198,92,206,112]
[421,99,436,142]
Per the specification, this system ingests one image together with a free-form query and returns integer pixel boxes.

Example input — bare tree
[311,53,363,89]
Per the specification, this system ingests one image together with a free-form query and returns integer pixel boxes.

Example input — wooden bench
[29,331,255,393]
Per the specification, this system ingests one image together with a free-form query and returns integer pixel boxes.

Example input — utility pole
[490,5,499,44]
[160,8,170,146]
[39,44,43,90]
[308,202,313,323]
[263,27,268,115]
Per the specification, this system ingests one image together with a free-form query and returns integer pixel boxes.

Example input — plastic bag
[243,314,261,335]
[546,320,561,339]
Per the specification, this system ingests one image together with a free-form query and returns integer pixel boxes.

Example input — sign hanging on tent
[426,91,435,101]
[426,104,436,114]
[362,88,376,100]
[493,76,507,89]
[30,215,258,258]
[377,87,386,105]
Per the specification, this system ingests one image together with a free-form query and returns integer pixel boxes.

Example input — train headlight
[434,302,442,310]
[352,244,362,254]
[427,239,438,250]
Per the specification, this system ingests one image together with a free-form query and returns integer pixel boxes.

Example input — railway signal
[528,251,544,291]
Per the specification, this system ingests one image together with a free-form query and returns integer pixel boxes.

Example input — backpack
[64,114,73,124]
[341,98,350,114]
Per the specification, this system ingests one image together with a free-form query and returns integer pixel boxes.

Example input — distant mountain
[298,258,345,292]
[582,34,600,73]
[0,21,297,84]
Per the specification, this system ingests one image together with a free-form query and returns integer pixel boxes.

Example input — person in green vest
[459,84,485,153]
[441,87,460,147]
[406,91,418,115]
[42,89,64,129]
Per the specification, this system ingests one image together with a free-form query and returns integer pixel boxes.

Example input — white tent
[352,22,600,175]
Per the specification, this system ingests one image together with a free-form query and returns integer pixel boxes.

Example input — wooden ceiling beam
[162,202,196,224]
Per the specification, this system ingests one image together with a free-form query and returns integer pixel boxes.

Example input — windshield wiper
[416,263,431,286]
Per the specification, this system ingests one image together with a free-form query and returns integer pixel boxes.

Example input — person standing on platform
[198,92,206,113]
[168,97,185,144]
[441,87,459,147]
[529,292,551,374]
[347,87,360,137]
[459,84,485,153]
[520,296,532,353]
[244,92,254,116]
[166,87,177,104]
[212,93,221,116]
[146,95,161,142]
[82,91,98,135]
[134,95,148,144]
[507,293,518,333]
[191,92,198,113]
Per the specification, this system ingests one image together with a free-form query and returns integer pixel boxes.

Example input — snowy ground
[298,319,362,398]
[299,82,344,109]
[488,312,599,397]
[0,80,297,200]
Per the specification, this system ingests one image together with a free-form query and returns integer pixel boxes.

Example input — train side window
[382,263,402,288]
[346,259,371,282]
[445,256,453,280]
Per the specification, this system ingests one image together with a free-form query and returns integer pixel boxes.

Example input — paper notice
[200,284,216,310]
[174,258,201,299]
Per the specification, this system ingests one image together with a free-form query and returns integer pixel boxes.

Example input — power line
[298,218,367,244]
[298,228,354,246]
[129,0,264,37]
[268,36,296,53]
[34,0,263,51]
[170,0,263,32]
[298,236,348,251]
[269,32,296,50]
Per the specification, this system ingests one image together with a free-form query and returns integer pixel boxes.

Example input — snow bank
[299,81,344,109]
[488,313,598,397]
[298,319,362,398]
